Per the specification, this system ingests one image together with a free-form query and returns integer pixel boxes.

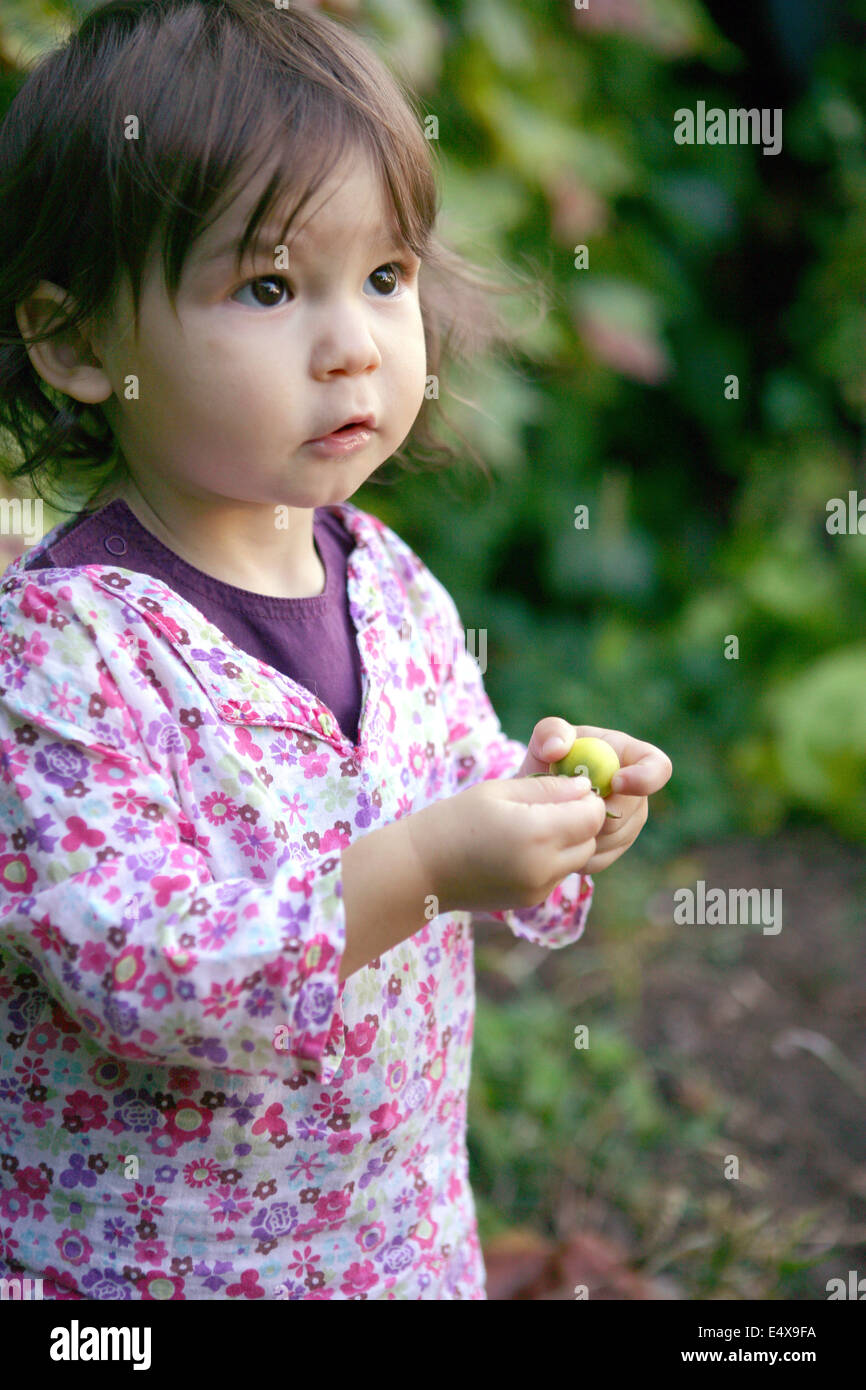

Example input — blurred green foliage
[356,0,866,855]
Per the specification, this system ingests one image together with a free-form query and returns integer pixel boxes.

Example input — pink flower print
[60,815,105,852]
[14,1054,49,1087]
[201,979,242,1021]
[415,975,436,1014]
[280,792,306,828]
[21,1101,53,1127]
[164,1100,213,1145]
[311,1088,350,1121]
[15,1166,51,1201]
[369,1101,400,1142]
[96,664,124,708]
[152,873,191,907]
[181,724,205,765]
[20,581,58,623]
[200,791,239,826]
[0,737,29,786]
[226,1269,264,1299]
[204,1184,255,1224]
[407,742,427,776]
[318,822,351,853]
[326,1131,363,1157]
[0,1188,29,1222]
[251,1103,288,1139]
[0,852,36,896]
[79,941,110,974]
[24,631,50,665]
[112,946,146,991]
[287,1245,321,1281]
[406,657,426,689]
[91,753,137,790]
[134,1239,169,1265]
[233,726,263,762]
[183,1158,222,1189]
[199,911,237,951]
[61,1089,108,1133]
[315,1189,350,1225]
[54,1227,93,1266]
[167,842,203,873]
[340,1260,378,1296]
[300,748,329,779]
[111,788,151,816]
[381,691,396,732]
[167,1067,199,1094]
[140,1271,185,1300]
[356,1221,386,1255]
[164,943,197,974]
[140,972,173,1010]
[345,1015,377,1057]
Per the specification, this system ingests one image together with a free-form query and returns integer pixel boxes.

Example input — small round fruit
[552,737,620,798]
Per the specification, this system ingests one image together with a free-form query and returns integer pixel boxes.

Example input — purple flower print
[381,1237,414,1275]
[81,1268,132,1299]
[358,1156,387,1190]
[225,1093,264,1126]
[33,742,88,790]
[401,1080,428,1113]
[294,981,335,1030]
[145,715,187,757]
[187,1036,229,1066]
[188,646,229,677]
[28,812,60,854]
[112,1088,160,1132]
[102,996,139,1037]
[59,1153,97,1190]
[277,901,312,935]
[353,790,381,830]
[215,881,254,909]
[251,1201,299,1242]
[244,986,275,1018]
[9,990,41,1032]
[128,848,170,881]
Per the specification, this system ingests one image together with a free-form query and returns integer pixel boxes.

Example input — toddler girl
[0,0,671,1299]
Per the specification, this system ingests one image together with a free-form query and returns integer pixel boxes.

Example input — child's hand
[515,719,672,872]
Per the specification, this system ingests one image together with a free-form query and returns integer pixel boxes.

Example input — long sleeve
[0,578,347,1075]
[411,562,594,948]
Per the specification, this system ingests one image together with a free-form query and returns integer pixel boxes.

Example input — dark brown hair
[0,0,545,514]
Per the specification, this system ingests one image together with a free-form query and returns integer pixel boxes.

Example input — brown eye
[366,264,403,297]
[232,276,290,308]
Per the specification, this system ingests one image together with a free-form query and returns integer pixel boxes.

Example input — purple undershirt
[22,498,363,745]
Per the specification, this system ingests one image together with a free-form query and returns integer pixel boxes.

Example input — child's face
[95,149,427,520]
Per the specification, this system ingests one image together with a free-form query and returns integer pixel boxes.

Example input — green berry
[551,736,622,816]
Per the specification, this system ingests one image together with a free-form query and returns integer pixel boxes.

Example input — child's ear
[15,280,112,404]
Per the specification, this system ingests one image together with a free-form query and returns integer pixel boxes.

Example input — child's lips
[307,414,376,441]
[304,423,374,453]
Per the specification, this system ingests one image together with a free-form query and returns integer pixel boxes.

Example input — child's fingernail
[540,737,563,758]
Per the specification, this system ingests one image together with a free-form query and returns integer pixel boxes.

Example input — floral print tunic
[0,499,593,1299]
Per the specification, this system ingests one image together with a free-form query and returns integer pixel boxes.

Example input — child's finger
[524,717,577,773]
[610,749,673,798]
